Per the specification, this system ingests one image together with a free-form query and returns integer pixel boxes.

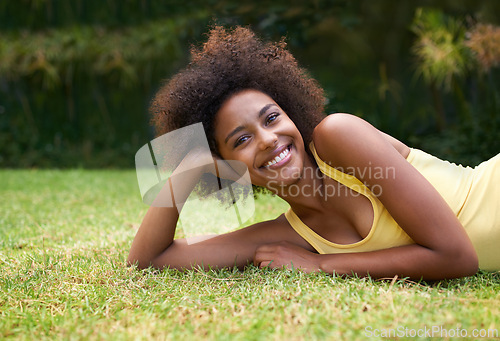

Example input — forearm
[127,206,178,268]
[127,167,203,269]
[317,244,478,280]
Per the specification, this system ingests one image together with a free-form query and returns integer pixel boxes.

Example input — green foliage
[411,8,471,92]
[0,1,499,168]
[0,20,201,89]
[0,8,212,168]
[466,23,500,71]
[409,8,500,164]
[0,0,205,30]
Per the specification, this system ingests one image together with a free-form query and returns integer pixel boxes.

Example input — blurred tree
[411,8,472,130]
[0,0,498,167]
[409,8,500,165]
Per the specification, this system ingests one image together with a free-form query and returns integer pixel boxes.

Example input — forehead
[215,90,277,133]
[218,89,276,116]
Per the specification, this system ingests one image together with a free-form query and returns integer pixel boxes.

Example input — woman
[128,26,499,280]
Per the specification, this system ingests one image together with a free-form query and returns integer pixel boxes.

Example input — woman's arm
[128,149,313,270]
[129,207,312,270]
[254,240,477,280]
[255,114,478,280]
[127,148,210,269]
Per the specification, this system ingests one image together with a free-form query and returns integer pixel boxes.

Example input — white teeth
[265,147,290,167]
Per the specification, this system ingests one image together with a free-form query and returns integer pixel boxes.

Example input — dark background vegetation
[1,0,499,168]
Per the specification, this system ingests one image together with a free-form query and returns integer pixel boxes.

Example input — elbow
[127,249,173,271]
[127,253,152,270]
[446,246,479,278]
[126,256,143,269]
[461,250,479,277]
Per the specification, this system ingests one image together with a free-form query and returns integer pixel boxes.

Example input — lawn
[1,170,499,340]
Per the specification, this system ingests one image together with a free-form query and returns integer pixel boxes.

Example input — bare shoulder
[312,113,410,161]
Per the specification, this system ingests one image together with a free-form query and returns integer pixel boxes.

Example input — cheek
[217,146,234,161]
[283,120,302,140]
[218,148,251,168]
[235,152,254,168]
[215,139,233,160]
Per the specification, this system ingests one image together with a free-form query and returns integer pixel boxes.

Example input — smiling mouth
[262,145,292,168]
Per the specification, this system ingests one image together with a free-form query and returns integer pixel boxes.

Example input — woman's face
[214,89,307,189]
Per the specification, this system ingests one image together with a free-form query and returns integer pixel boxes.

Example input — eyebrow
[224,103,278,144]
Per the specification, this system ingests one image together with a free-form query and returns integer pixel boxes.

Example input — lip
[259,144,292,169]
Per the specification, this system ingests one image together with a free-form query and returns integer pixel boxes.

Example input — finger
[253,247,277,266]
[253,251,268,267]
[259,260,274,268]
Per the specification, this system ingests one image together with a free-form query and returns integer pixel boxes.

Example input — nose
[257,128,278,150]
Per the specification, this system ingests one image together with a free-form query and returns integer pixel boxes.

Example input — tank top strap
[309,142,372,196]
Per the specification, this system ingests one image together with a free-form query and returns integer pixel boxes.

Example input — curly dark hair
[150,25,326,158]
[149,25,326,201]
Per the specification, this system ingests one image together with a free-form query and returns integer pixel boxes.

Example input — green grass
[1,170,499,340]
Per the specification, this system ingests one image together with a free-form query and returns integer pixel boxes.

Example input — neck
[272,155,328,215]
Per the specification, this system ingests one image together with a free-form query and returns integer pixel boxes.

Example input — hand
[253,241,321,273]
[213,157,251,186]
[151,147,214,207]
[174,148,249,185]
[172,146,215,176]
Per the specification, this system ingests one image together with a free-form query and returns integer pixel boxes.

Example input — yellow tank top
[285,143,500,271]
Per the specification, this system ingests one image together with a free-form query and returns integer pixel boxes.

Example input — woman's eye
[234,136,249,148]
[265,112,280,125]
